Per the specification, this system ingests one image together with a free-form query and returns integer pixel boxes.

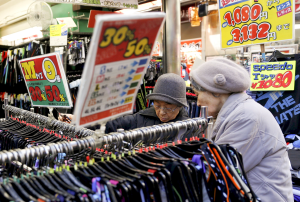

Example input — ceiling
[0,0,10,7]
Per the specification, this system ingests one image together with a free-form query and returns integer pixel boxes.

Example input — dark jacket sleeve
[105,114,138,134]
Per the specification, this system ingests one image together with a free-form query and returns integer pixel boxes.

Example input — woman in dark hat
[60,73,194,139]
[105,73,190,134]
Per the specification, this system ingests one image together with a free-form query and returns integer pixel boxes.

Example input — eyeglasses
[153,105,179,113]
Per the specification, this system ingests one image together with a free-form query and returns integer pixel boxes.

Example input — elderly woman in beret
[190,58,293,202]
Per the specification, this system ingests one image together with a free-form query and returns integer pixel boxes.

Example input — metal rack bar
[2,104,94,137]
[0,110,208,165]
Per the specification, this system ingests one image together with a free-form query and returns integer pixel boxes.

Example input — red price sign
[74,13,165,127]
[19,53,73,107]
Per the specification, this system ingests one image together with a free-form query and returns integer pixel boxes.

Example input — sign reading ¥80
[250,61,296,91]
[19,53,73,108]
[218,0,295,49]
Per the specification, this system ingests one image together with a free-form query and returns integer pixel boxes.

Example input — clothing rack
[0,114,208,166]
[2,99,94,137]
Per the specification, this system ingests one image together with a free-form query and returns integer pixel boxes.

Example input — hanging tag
[101,157,104,162]
[172,142,175,146]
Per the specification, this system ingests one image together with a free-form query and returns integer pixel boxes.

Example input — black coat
[105,107,199,141]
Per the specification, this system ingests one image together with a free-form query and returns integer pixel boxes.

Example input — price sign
[219,0,295,49]
[19,53,73,108]
[250,61,296,91]
[73,13,165,127]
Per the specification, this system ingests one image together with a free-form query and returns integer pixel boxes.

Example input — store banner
[19,53,73,108]
[38,0,138,9]
[73,13,165,127]
[218,0,295,49]
[181,38,202,72]
[250,61,296,91]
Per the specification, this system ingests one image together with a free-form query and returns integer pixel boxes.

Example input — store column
[162,0,181,75]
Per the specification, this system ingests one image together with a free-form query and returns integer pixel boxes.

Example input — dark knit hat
[190,58,250,94]
[146,73,188,107]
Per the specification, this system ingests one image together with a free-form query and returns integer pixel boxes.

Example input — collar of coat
[138,107,189,122]
[211,92,252,140]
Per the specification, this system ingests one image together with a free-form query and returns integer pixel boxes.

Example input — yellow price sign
[218,0,294,49]
[50,24,66,37]
[250,61,296,91]
[125,96,133,103]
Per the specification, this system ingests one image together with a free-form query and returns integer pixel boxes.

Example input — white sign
[56,17,77,28]
[38,0,138,9]
[73,13,165,127]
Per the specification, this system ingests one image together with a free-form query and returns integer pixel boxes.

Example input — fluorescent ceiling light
[1,27,43,42]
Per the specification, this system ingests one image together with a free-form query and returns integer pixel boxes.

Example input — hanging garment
[256,54,300,135]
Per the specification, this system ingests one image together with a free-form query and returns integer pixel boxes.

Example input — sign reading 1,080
[19,53,72,108]
[99,26,152,58]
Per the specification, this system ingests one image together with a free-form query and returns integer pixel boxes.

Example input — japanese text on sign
[218,0,294,49]
[73,13,165,127]
[19,53,73,108]
[250,61,296,91]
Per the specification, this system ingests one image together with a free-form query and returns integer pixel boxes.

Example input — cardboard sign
[73,13,165,127]
[219,0,295,49]
[50,24,68,46]
[19,53,73,108]
[56,17,77,28]
[181,38,202,72]
[250,61,296,91]
[38,0,138,9]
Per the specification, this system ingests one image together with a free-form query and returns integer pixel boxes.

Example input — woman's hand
[58,114,73,123]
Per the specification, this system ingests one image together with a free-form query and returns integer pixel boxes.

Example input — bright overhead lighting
[1,27,43,43]
[295,24,300,29]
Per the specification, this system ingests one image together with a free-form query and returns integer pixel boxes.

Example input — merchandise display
[0,0,298,201]
[0,105,260,202]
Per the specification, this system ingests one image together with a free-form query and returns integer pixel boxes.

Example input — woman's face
[153,100,181,122]
[194,90,229,118]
